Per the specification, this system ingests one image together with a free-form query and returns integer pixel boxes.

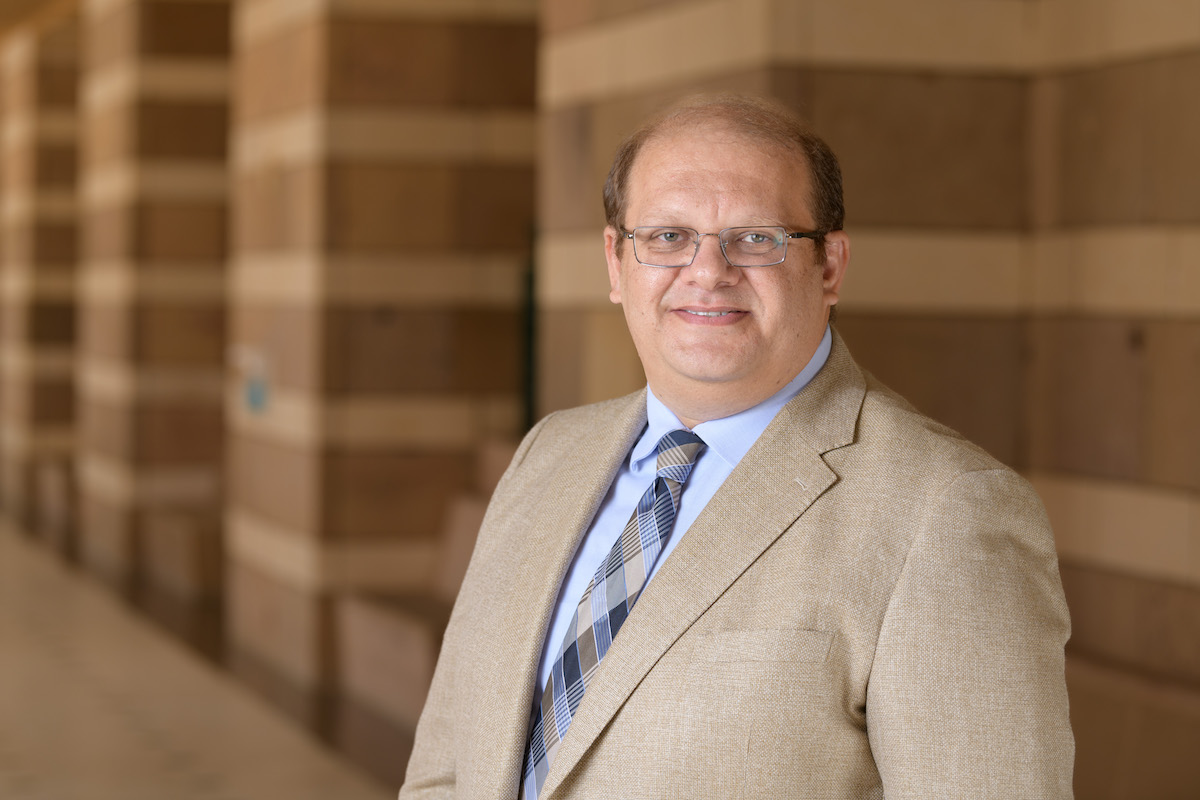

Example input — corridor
[0,524,392,800]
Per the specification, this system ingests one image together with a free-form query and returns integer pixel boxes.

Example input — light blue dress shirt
[534,326,833,692]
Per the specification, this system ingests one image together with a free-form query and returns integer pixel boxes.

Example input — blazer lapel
[540,332,866,798]
[474,391,649,799]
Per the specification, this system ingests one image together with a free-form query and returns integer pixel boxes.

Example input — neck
[649,328,833,427]
[651,379,786,429]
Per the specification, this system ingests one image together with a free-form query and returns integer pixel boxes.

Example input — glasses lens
[721,227,786,266]
[632,227,697,267]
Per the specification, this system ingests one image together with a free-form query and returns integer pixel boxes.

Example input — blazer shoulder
[493,389,647,489]
[533,390,645,437]
[853,370,1015,480]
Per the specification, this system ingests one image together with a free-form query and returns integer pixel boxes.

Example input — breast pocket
[701,628,833,664]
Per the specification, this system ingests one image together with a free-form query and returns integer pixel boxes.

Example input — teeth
[685,310,731,317]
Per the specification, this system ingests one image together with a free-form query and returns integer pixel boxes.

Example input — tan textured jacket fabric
[400,333,1074,799]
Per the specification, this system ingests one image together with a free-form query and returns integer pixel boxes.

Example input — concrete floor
[0,523,393,800]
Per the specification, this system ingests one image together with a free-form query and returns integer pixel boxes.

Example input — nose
[682,233,740,290]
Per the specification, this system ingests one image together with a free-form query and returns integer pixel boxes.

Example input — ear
[604,225,624,304]
[819,230,850,309]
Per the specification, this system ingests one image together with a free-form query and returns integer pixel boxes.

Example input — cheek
[750,274,819,337]
[769,266,821,306]
[626,271,675,312]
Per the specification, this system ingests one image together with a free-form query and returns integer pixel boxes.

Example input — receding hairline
[651,118,811,172]
[640,97,814,156]
[626,123,816,225]
[604,94,844,237]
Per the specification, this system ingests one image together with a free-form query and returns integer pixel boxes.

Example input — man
[400,95,1074,799]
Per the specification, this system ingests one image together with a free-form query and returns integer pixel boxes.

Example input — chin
[670,357,749,386]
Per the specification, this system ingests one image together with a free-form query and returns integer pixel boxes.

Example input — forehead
[625,124,812,217]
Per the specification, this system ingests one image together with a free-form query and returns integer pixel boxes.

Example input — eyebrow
[630,215,789,228]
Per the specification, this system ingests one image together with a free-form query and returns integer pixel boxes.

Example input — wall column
[537,0,1030,465]
[229,0,535,727]
[0,6,79,552]
[76,0,230,611]
[1023,6,1200,796]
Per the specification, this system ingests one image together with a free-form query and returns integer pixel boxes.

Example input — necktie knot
[655,429,705,485]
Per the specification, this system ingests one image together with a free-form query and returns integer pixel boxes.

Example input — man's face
[604,125,849,427]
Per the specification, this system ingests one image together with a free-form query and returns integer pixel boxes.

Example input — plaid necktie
[520,429,706,798]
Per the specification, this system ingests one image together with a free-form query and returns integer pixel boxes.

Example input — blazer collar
[541,330,866,798]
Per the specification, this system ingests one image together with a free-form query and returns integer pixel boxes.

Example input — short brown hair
[602,94,845,242]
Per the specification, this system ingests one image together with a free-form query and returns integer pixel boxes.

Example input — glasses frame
[620,225,825,268]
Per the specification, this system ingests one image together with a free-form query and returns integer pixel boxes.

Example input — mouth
[674,307,747,324]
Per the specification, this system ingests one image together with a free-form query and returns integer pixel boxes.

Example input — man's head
[603,95,845,257]
[602,95,850,427]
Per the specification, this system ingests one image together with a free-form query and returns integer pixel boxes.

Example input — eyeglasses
[620,226,824,268]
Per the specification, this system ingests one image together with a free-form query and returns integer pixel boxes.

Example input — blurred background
[0,0,1196,797]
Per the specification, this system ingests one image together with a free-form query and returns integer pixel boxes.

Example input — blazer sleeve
[398,627,458,799]
[399,413,553,799]
[866,467,1075,798]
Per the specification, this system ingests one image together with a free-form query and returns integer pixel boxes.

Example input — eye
[737,229,775,245]
[652,228,687,244]
[636,227,693,250]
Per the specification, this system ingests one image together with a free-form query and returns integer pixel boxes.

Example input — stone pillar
[228,0,535,726]
[538,0,1030,467]
[0,5,79,552]
[76,0,229,608]
[1020,5,1200,796]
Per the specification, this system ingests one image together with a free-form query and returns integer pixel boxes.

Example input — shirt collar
[634,325,833,470]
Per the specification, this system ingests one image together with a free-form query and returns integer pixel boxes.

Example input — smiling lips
[677,308,746,322]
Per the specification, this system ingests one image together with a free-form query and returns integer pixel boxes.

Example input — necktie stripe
[520,429,705,798]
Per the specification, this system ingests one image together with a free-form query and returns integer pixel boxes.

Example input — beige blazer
[400,333,1074,799]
